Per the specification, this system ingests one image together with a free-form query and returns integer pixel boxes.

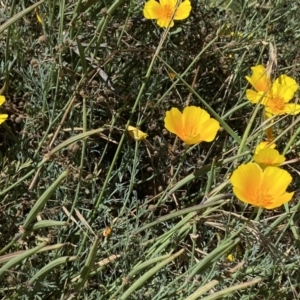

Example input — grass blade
[29,256,78,284]
[0,242,47,279]
[23,171,68,230]
[119,249,185,300]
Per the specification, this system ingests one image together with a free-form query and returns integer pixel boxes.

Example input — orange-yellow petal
[164,107,183,137]
[160,0,176,5]
[282,103,300,115]
[262,166,292,197]
[264,110,273,118]
[0,96,7,124]
[230,163,262,204]
[245,65,271,92]
[174,0,192,20]
[157,17,174,27]
[274,75,298,95]
[143,0,164,20]
[198,118,220,142]
[246,89,259,103]
[264,191,294,209]
[0,114,8,124]
[35,8,43,24]
[253,148,285,169]
[246,90,268,104]
[254,141,276,155]
[127,125,148,141]
[182,133,202,145]
[182,106,209,135]
[0,95,5,106]
[271,80,296,103]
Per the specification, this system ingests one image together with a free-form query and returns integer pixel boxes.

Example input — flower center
[251,189,273,207]
[268,95,285,112]
[162,4,174,19]
[182,122,199,139]
[264,159,273,164]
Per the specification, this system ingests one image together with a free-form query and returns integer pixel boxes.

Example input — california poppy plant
[230,163,294,209]
[246,65,300,116]
[0,95,8,125]
[143,0,192,28]
[164,106,220,145]
[253,148,285,169]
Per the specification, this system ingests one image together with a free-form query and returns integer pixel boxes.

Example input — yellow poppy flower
[230,162,294,209]
[264,75,300,116]
[143,0,192,28]
[127,125,148,141]
[254,141,276,155]
[253,148,285,169]
[245,65,300,116]
[0,95,8,125]
[227,253,235,262]
[245,65,271,104]
[164,106,220,145]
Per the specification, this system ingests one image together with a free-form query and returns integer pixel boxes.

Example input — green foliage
[0,0,300,299]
